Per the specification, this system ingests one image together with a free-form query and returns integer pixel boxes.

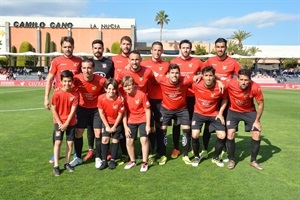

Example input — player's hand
[215,114,225,125]
[216,80,225,93]
[145,125,151,135]
[44,99,51,110]
[252,121,262,132]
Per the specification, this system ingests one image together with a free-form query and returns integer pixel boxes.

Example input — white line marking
[0,88,43,94]
[0,108,45,112]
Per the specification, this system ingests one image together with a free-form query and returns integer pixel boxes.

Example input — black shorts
[191,113,225,133]
[102,123,123,139]
[149,99,162,127]
[128,123,148,139]
[160,106,190,126]
[186,96,195,120]
[54,124,75,141]
[76,106,102,129]
[226,110,257,132]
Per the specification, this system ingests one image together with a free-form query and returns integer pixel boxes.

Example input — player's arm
[51,104,62,128]
[122,111,131,138]
[216,97,228,125]
[145,107,151,135]
[252,99,264,131]
[44,73,55,109]
[61,105,77,131]
[99,108,112,133]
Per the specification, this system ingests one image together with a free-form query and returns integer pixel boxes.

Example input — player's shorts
[226,109,257,132]
[149,99,162,127]
[186,96,195,120]
[191,113,225,133]
[76,106,102,129]
[53,124,75,141]
[160,106,190,126]
[102,123,123,139]
[127,123,148,139]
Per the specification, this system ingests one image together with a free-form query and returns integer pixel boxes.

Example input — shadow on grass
[234,134,281,165]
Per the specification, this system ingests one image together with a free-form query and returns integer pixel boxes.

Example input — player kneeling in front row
[226,69,264,170]
[122,76,151,172]
[97,79,125,170]
[51,70,79,176]
[191,66,228,167]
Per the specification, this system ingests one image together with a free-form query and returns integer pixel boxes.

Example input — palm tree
[155,10,170,42]
[248,46,262,56]
[231,30,251,50]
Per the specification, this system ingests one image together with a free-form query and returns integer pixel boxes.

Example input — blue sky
[1,0,299,45]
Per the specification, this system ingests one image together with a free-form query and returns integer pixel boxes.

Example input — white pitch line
[0,88,43,94]
[0,108,45,112]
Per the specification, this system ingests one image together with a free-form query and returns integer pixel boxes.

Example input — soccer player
[155,64,200,165]
[83,39,115,162]
[170,39,204,159]
[111,36,132,163]
[191,66,228,167]
[51,70,79,176]
[112,36,132,78]
[121,76,151,172]
[44,36,82,163]
[201,37,241,161]
[70,58,106,168]
[97,79,125,170]
[226,69,264,170]
[140,41,169,163]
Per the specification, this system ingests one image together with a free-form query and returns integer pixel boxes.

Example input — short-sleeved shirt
[156,75,193,111]
[192,80,228,117]
[51,88,79,126]
[227,79,264,113]
[74,74,106,108]
[97,94,125,124]
[204,56,241,83]
[141,59,169,99]
[123,89,150,124]
[116,66,154,94]
[49,55,82,88]
[170,57,204,96]
[93,57,115,79]
[112,54,128,78]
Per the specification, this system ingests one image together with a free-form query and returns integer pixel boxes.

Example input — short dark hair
[120,36,132,44]
[168,63,180,73]
[129,50,141,57]
[60,36,74,46]
[82,58,95,68]
[151,41,163,48]
[238,69,252,79]
[92,39,104,47]
[105,78,119,90]
[179,39,192,49]
[201,66,215,75]
[215,38,227,46]
[60,70,74,81]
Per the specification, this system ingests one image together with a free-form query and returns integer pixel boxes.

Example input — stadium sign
[13,21,73,29]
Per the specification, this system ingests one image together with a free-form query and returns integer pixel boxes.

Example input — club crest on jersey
[139,77,144,81]
[70,96,75,101]
[74,62,79,67]
[92,86,97,90]
[222,65,227,70]
[135,99,140,104]
[211,93,215,98]
[177,86,181,91]
[102,63,107,68]
[244,93,249,98]
[159,66,163,71]
[189,63,193,68]
[113,104,118,109]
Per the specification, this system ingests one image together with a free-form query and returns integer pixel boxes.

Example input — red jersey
[97,94,125,124]
[157,76,193,110]
[112,54,128,78]
[192,80,228,116]
[227,79,264,113]
[49,55,82,88]
[170,57,204,96]
[204,56,241,83]
[74,74,106,108]
[123,89,151,124]
[141,59,169,99]
[51,88,79,126]
[117,66,154,94]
